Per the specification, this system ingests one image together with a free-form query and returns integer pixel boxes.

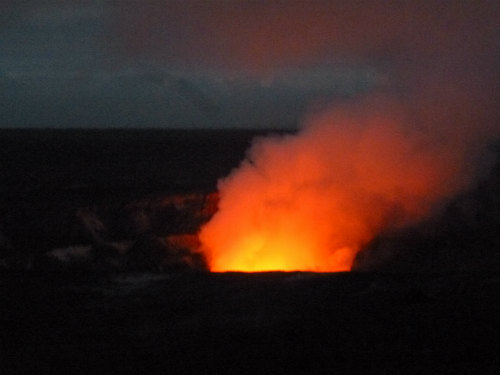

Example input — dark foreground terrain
[0,273,500,374]
[1,270,499,374]
[1,129,499,373]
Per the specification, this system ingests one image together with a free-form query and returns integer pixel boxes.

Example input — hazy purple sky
[1,1,498,128]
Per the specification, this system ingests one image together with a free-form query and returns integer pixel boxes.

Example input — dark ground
[0,129,499,374]
[1,270,498,374]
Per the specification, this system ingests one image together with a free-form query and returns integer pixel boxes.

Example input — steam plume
[199,84,499,273]
[198,1,499,272]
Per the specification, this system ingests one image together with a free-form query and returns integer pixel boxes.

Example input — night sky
[0,1,499,129]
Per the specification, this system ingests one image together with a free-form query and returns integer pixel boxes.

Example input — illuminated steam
[199,90,498,272]
[194,1,499,272]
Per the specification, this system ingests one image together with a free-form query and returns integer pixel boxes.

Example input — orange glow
[199,97,484,273]
[209,229,354,272]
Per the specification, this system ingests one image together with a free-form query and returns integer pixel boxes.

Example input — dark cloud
[109,1,499,71]
[0,1,498,128]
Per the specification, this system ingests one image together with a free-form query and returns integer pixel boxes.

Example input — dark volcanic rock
[353,156,500,273]
[1,191,216,273]
[126,234,207,272]
[1,271,498,374]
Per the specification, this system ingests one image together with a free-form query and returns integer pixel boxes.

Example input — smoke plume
[198,1,499,272]
[199,93,497,272]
